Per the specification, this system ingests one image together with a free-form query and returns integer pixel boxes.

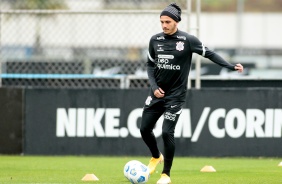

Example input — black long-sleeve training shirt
[147,29,236,99]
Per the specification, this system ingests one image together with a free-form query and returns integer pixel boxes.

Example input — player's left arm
[189,35,244,72]
[234,63,244,73]
[204,48,244,72]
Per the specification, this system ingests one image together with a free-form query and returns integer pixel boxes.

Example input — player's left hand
[235,63,244,73]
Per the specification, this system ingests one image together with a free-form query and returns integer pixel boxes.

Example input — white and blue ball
[124,160,150,184]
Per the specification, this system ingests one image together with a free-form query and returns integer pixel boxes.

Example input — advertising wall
[0,88,23,154]
[24,88,282,156]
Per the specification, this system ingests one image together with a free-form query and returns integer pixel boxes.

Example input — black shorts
[141,94,184,133]
[143,94,185,115]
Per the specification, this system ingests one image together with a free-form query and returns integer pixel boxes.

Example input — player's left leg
[157,108,182,184]
[157,173,171,184]
[161,110,181,176]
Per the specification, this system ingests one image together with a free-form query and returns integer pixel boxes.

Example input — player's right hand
[154,88,165,98]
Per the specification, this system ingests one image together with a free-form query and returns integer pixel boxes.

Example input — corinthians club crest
[176,41,184,51]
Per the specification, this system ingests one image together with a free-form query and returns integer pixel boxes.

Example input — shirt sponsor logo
[157,63,181,70]
[157,47,164,52]
[157,36,165,40]
[157,58,181,70]
[158,54,174,59]
[176,41,184,51]
[177,36,186,40]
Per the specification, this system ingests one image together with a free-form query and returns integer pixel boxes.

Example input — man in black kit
[140,2,244,184]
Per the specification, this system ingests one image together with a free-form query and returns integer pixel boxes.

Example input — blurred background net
[0,0,282,88]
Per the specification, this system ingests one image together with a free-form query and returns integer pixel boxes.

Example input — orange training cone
[200,165,216,172]
[81,174,99,181]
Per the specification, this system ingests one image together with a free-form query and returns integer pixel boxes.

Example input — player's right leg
[140,109,163,157]
[140,109,164,174]
[148,152,164,174]
[140,97,165,174]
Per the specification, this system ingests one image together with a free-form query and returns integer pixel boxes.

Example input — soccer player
[140,3,244,184]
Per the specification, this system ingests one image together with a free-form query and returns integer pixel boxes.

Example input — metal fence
[0,0,195,88]
[2,0,280,88]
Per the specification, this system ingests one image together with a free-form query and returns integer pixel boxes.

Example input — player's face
[160,16,178,35]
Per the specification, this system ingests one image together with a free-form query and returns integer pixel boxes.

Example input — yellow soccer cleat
[156,173,171,184]
[148,153,164,174]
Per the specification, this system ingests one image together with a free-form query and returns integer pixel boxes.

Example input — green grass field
[0,156,281,184]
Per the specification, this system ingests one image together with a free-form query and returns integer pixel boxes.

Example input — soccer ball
[123,160,150,184]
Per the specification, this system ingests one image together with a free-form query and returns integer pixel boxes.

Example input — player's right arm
[146,37,165,98]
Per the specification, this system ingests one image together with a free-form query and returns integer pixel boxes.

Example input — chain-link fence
[1,0,281,88]
[0,0,197,88]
